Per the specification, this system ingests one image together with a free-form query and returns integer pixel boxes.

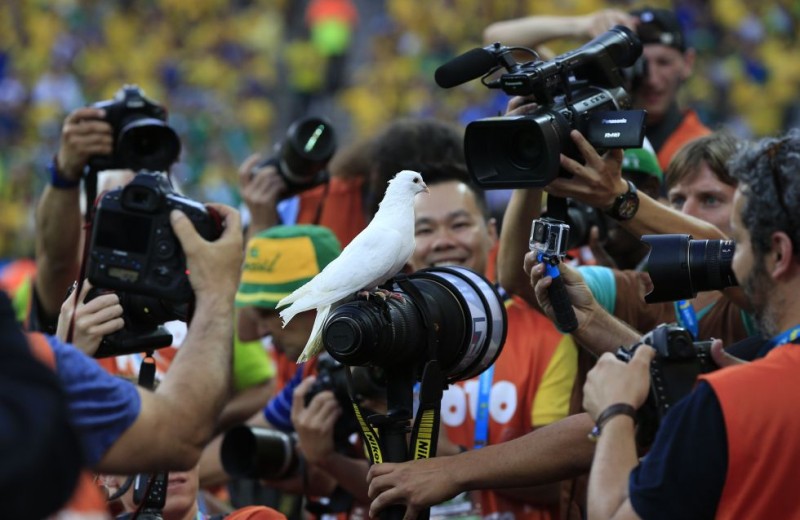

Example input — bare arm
[525,256,642,354]
[368,413,597,520]
[238,154,287,242]
[484,9,637,47]
[291,377,372,504]
[34,107,113,319]
[583,348,655,520]
[96,204,243,473]
[549,130,727,241]
[497,188,543,308]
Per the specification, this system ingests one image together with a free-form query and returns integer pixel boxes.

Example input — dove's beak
[421,181,430,193]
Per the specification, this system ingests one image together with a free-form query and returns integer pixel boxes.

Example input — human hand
[290,376,342,466]
[505,96,540,117]
[545,130,627,210]
[368,458,461,520]
[525,255,598,332]
[56,280,124,356]
[580,9,638,38]
[583,346,655,421]
[171,203,243,302]
[710,339,747,368]
[56,107,113,181]
[238,153,287,233]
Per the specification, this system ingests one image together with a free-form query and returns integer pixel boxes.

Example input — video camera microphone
[434,46,502,88]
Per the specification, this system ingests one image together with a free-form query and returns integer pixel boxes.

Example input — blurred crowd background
[2,0,800,259]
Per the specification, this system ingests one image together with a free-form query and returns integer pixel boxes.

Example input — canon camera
[86,171,222,356]
[89,85,181,173]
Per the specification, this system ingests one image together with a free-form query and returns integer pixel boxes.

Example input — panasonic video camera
[616,323,717,447]
[86,171,222,356]
[435,26,646,189]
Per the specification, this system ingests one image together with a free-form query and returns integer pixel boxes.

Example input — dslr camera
[436,26,646,189]
[642,234,738,303]
[220,355,385,481]
[252,116,337,195]
[89,85,181,173]
[615,323,717,447]
[86,171,222,356]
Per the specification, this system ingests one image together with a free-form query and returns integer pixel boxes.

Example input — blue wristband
[48,158,81,189]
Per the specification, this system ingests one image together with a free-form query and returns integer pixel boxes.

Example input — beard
[740,255,780,337]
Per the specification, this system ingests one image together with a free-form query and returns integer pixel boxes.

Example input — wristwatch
[605,180,639,221]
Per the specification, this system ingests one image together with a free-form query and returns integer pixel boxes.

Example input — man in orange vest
[582,128,800,518]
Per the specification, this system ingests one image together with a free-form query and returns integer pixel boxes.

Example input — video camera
[615,323,717,447]
[642,234,738,303]
[86,171,223,357]
[435,26,646,189]
[252,116,337,195]
[88,85,181,173]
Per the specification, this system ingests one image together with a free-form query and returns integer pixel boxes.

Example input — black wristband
[588,403,637,442]
[48,156,80,189]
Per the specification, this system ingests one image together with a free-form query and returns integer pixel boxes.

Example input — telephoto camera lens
[322,266,506,383]
[220,426,299,480]
[642,234,737,303]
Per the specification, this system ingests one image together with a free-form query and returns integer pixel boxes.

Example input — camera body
[616,323,717,447]
[88,171,222,303]
[86,171,222,357]
[529,217,570,260]
[446,26,646,189]
[642,234,738,303]
[253,116,337,194]
[89,85,181,173]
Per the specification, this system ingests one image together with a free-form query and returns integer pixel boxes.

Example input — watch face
[617,196,639,219]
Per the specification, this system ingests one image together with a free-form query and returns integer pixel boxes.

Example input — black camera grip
[545,263,578,333]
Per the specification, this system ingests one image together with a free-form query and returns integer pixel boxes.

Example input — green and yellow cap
[235,225,341,309]
[622,147,663,183]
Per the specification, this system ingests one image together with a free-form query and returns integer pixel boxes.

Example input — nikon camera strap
[345,276,445,466]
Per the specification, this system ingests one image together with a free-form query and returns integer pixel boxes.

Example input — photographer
[225,224,375,515]
[484,6,710,169]
[499,131,755,349]
[582,129,800,519]
[31,90,274,429]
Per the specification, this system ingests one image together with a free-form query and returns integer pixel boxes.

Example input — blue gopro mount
[530,218,579,332]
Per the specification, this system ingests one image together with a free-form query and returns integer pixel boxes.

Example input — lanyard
[675,300,699,339]
[761,324,800,355]
[473,364,494,449]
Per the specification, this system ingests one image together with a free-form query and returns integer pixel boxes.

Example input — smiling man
[408,165,578,520]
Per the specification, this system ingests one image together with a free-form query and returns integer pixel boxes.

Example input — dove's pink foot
[374,288,405,302]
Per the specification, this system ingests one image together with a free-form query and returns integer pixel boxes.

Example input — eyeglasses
[764,136,793,220]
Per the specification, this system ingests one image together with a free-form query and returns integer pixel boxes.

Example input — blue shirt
[629,381,727,519]
[46,335,141,466]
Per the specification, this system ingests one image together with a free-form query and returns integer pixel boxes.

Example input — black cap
[631,7,686,52]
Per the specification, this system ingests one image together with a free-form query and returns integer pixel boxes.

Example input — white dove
[278,170,429,362]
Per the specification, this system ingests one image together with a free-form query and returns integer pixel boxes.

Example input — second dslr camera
[88,85,181,173]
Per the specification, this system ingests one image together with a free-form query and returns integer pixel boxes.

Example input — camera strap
[675,300,699,339]
[345,277,445,468]
[343,366,384,465]
[395,276,444,462]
